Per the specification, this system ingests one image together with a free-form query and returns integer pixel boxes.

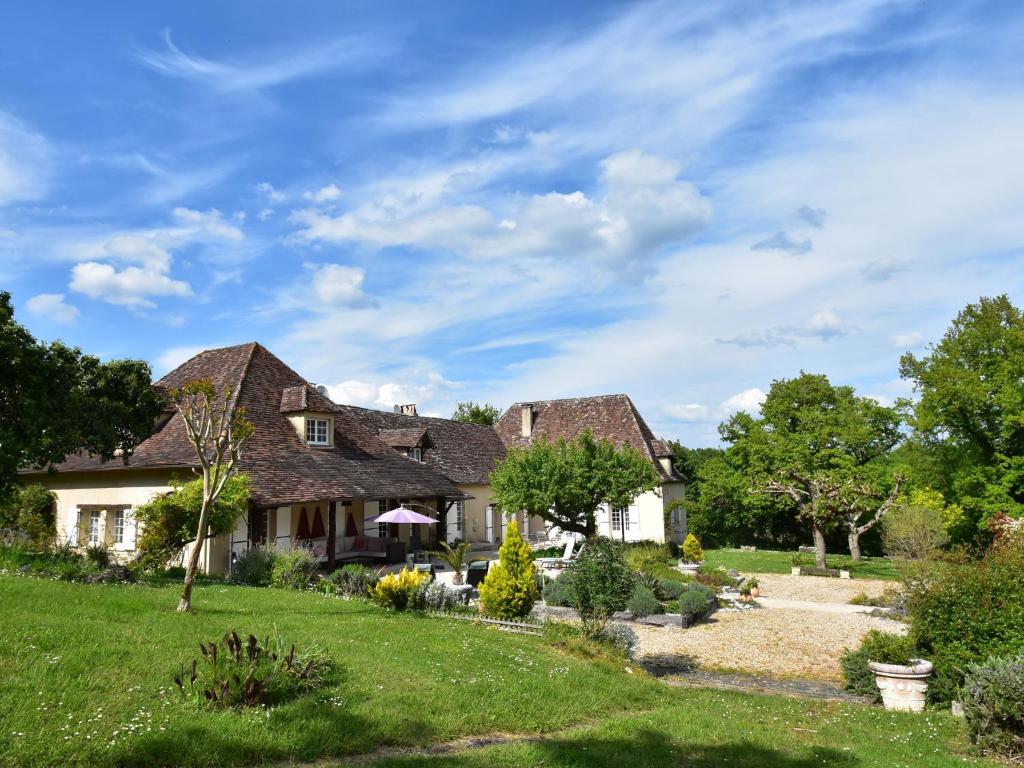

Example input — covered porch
[228,495,466,572]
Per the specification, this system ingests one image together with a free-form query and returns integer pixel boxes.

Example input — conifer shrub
[682,533,704,564]
[479,519,539,619]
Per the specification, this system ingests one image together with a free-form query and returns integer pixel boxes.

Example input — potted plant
[738,583,753,603]
[434,541,470,586]
[679,533,704,574]
[747,577,760,598]
[868,658,934,712]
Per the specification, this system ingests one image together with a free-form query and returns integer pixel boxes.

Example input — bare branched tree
[169,379,254,612]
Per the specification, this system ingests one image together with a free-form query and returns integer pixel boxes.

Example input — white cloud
[861,258,910,282]
[720,310,849,347]
[63,207,244,308]
[303,184,342,203]
[0,111,49,204]
[309,263,366,306]
[256,182,285,203]
[257,208,275,221]
[25,293,79,324]
[135,29,394,92]
[665,403,709,421]
[719,388,766,416]
[751,231,813,256]
[70,262,192,308]
[890,331,923,348]
[291,150,710,270]
[327,371,459,410]
[806,310,846,339]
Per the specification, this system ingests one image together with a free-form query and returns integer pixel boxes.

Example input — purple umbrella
[371,506,438,525]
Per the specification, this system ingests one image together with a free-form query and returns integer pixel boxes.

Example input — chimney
[399,403,418,416]
[520,403,534,437]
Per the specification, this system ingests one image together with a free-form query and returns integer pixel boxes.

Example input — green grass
[0,574,985,767]
[703,548,900,580]
[368,693,988,768]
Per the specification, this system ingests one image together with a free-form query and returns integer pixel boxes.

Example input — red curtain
[310,506,326,538]
[296,507,311,539]
[344,512,358,537]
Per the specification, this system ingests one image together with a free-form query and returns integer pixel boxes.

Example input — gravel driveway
[635,607,907,681]
[751,574,894,603]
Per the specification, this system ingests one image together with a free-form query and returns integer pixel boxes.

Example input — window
[454,500,464,532]
[305,418,329,446]
[410,447,423,462]
[611,508,630,533]
[112,509,124,545]
[88,510,102,546]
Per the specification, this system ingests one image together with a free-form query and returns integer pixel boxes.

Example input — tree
[881,491,949,560]
[721,373,903,567]
[831,471,904,561]
[451,401,501,426]
[0,484,56,548]
[0,292,163,500]
[169,379,254,612]
[489,430,659,537]
[134,474,250,572]
[900,295,1024,534]
[478,518,538,619]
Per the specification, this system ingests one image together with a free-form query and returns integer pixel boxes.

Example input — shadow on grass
[374,731,859,768]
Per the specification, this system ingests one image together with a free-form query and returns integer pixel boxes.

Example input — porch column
[327,501,337,572]
[435,496,446,547]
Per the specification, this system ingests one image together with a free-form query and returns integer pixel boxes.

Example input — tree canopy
[451,401,501,426]
[489,430,659,537]
[0,292,163,499]
[900,294,1024,532]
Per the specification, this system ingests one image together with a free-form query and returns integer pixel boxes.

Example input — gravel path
[634,607,907,682]
[750,574,893,603]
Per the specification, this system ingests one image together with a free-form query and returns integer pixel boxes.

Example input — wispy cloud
[25,293,79,324]
[751,231,813,256]
[135,29,396,92]
[0,111,49,204]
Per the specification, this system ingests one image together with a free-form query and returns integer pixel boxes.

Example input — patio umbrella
[370,506,438,525]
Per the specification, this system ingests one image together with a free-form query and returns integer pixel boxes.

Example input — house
[22,343,468,574]
[23,343,686,572]
[493,396,687,544]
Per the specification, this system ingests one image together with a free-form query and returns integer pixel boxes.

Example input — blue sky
[2,1,1023,446]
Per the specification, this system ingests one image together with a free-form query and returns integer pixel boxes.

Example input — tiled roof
[30,343,467,506]
[493,394,684,483]
[378,427,429,448]
[279,383,335,413]
[337,406,507,485]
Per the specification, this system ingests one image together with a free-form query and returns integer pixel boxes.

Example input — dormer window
[305,418,330,446]
[410,447,423,462]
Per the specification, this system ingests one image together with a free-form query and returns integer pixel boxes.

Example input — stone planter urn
[869,659,933,712]
[678,561,702,575]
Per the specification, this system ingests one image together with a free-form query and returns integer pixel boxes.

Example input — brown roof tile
[493,394,684,483]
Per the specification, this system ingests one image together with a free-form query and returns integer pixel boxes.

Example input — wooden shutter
[68,507,80,546]
[123,508,137,550]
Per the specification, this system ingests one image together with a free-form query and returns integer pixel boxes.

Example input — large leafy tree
[900,295,1024,533]
[490,430,659,537]
[720,373,903,567]
[451,401,501,426]
[0,292,163,500]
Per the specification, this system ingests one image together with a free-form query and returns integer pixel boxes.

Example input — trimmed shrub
[908,542,1024,703]
[231,544,277,586]
[420,581,471,612]
[627,584,663,617]
[271,547,319,590]
[323,563,378,597]
[657,578,688,600]
[542,571,576,607]
[370,567,428,610]
[479,519,539,619]
[682,533,704,564]
[962,654,1024,758]
[566,537,635,637]
[677,583,716,626]
[840,630,916,701]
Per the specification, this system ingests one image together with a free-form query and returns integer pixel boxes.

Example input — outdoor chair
[535,539,579,569]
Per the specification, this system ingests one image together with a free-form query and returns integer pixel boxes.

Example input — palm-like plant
[434,541,470,585]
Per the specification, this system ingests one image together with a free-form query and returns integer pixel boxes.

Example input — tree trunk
[178,500,211,613]
[812,522,827,569]
[848,530,862,562]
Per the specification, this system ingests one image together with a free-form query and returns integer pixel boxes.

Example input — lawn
[704,548,900,580]
[0,575,986,767]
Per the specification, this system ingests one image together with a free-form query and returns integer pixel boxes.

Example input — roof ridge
[225,342,259,417]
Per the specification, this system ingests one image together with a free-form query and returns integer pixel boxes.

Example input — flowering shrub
[682,533,704,564]
[370,567,428,610]
[174,630,328,708]
[479,519,539,619]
